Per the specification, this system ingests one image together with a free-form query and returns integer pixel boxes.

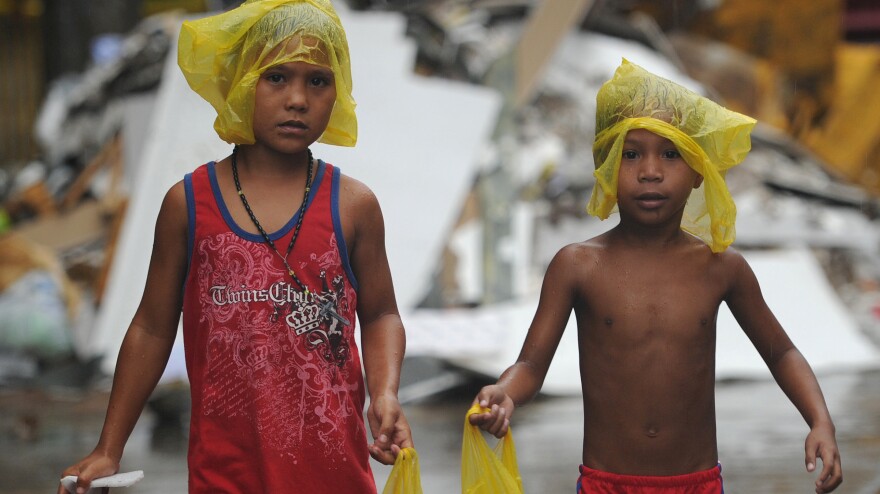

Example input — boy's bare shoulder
[337,173,384,238]
[550,235,611,273]
[564,231,617,254]
[158,180,188,226]
[707,243,748,272]
[338,172,380,209]
[678,235,750,278]
[163,179,186,202]
[713,245,754,284]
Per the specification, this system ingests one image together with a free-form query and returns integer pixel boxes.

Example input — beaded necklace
[231,145,313,295]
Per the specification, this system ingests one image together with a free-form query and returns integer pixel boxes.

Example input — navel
[645,426,660,438]
[700,318,708,326]
[604,317,613,326]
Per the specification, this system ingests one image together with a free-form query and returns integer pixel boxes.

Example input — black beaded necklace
[231,145,314,295]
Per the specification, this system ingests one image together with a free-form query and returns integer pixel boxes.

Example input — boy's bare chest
[614,268,719,301]
[580,256,726,334]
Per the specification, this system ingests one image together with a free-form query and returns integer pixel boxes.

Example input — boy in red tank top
[59,1,413,492]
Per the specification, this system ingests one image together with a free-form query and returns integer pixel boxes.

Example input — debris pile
[0,13,180,386]
[1,0,880,389]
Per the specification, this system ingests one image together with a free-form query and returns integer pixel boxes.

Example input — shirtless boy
[469,60,842,494]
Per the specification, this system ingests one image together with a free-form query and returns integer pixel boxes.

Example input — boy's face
[615,128,703,225]
[251,58,337,155]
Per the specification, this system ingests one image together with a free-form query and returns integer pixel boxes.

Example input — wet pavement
[3,366,879,493]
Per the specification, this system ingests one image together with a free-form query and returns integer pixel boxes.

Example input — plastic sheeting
[589,59,756,252]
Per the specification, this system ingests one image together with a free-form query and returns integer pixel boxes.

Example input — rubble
[2,0,880,391]
[0,12,178,387]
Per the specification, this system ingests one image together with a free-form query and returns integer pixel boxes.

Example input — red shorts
[577,464,723,493]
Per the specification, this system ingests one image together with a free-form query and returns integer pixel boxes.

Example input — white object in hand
[60,470,144,493]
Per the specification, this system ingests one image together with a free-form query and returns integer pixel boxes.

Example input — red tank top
[181,160,374,493]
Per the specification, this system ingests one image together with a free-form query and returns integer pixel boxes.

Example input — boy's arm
[59,183,188,494]
[724,251,842,493]
[345,178,412,465]
[470,245,579,437]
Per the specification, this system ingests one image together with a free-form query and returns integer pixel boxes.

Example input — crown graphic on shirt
[290,304,322,336]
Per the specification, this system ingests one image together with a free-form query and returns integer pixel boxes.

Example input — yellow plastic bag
[588,59,756,252]
[461,404,524,494]
[382,447,424,494]
[178,0,357,146]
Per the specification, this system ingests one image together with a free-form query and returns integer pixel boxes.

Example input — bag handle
[462,404,524,493]
[382,447,423,494]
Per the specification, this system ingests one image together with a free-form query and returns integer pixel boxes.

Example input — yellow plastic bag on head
[178,0,357,146]
[588,59,756,252]
[382,447,424,494]
[462,404,524,494]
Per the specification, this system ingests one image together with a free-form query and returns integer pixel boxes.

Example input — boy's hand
[57,452,117,494]
[367,393,413,465]
[468,384,515,438]
[805,424,842,493]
